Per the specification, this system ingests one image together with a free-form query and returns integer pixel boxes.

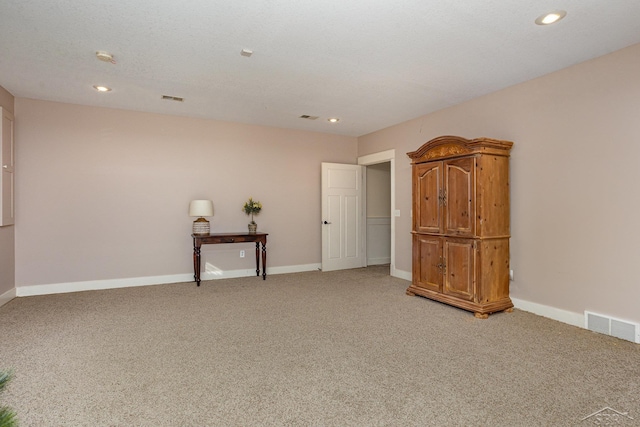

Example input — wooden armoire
[407,135,514,318]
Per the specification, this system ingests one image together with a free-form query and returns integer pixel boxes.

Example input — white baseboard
[0,287,16,307]
[201,263,320,280]
[391,267,411,282]
[269,263,321,275]
[16,273,194,297]
[389,275,586,331]
[511,297,583,328]
[15,263,323,297]
[367,257,391,265]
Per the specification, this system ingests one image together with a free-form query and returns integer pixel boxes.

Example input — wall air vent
[299,115,319,120]
[585,311,640,343]
[162,95,184,102]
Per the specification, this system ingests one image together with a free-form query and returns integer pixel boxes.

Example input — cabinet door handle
[438,189,447,206]
[437,257,446,273]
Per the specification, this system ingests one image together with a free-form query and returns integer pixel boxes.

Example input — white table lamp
[189,200,214,235]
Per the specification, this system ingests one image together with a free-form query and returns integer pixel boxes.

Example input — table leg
[254,242,260,277]
[261,242,267,280]
[193,245,201,286]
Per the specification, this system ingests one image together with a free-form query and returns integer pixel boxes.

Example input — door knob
[323,221,331,224]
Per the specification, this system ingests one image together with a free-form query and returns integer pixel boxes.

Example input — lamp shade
[189,200,214,217]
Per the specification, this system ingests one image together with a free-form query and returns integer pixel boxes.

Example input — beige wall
[358,42,640,324]
[0,85,15,298]
[15,99,357,287]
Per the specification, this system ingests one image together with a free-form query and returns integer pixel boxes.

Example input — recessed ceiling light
[328,118,340,123]
[535,10,567,25]
[93,85,111,92]
[241,49,253,57]
[95,51,116,64]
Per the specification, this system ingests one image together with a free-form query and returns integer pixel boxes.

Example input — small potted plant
[242,197,262,234]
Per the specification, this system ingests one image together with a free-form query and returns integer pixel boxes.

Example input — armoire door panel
[415,162,442,234]
[412,234,442,292]
[443,239,475,301]
[444,157,475,236]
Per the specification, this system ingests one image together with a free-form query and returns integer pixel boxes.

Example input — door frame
[358,149,396,276]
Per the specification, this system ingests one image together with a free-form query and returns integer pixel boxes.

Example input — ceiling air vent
[299,115,319,120]
[162,95,184,102]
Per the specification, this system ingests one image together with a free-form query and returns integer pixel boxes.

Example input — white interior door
[321,162,365,271]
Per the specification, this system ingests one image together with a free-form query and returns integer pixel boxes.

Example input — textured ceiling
[1,1,640,136]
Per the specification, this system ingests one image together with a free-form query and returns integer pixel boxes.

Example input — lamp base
[192,217,210,235]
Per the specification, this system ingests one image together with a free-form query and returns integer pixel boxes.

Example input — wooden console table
[192,232,268,286]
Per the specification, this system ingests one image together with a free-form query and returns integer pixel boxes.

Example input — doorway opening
[365,162,391,268]
[358,150,395,277]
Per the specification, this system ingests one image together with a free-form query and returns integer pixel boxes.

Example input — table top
[192,232,268,238]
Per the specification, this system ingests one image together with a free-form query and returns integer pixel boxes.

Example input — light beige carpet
[1,266,638,426]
